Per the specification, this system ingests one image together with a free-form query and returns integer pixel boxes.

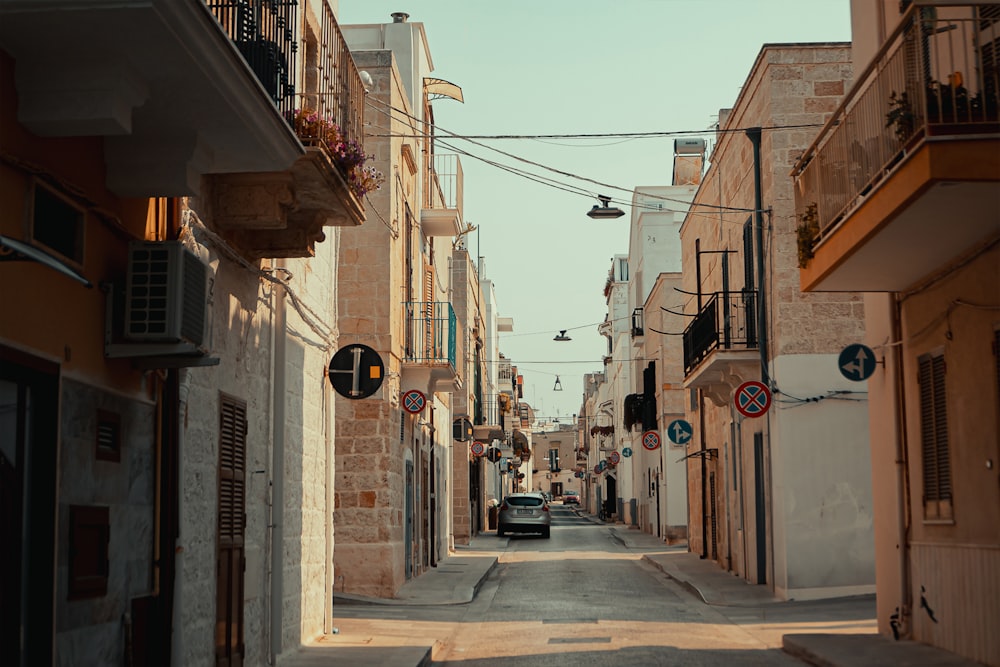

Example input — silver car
[497,493,551,538]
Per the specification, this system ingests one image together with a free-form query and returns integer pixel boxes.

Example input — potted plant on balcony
[285,108,384,198]
[796,202,819,269]
[885,90,915,143]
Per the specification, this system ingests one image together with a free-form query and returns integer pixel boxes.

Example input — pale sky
[339,0,852,422]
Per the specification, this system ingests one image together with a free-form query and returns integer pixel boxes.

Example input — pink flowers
[285,109,384,198]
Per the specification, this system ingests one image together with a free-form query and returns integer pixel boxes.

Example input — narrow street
[331,506,874,666]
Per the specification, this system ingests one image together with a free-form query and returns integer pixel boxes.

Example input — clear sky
[338,0,852,422]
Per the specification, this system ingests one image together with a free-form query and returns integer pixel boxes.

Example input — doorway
[0,346,59,666]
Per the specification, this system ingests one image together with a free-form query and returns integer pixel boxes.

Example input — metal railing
[402,301,456,367]
[631,307,644,337]
[683,290,758,376]
[425,154,464,213]
[205,0,365,150]
[792,3,1000,239]
[206,0,298,117]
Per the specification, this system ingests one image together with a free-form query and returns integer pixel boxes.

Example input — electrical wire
[366,98,764,215]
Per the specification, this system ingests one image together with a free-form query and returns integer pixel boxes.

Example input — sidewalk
[284,535,502,667]
[283,514,985,667]
[597,513,984,667]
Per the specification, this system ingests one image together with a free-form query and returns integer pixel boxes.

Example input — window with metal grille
[918,352,952,520]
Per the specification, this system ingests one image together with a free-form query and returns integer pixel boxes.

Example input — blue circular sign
[666,419,693,445]
[838,343,876,381]
[622,447,633,458]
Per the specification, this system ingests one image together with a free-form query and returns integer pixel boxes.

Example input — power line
[365,98,763,215]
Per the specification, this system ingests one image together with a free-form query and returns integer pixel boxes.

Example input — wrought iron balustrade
[683,290,758,376]
[425,154,463,212]
[205,0,365,150]
[402,301,457,367]
[792,3,1000,240]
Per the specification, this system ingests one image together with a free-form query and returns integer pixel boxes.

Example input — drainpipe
[745,127,769,385]
[169,369,191,666]
[269,261,287,662]
[698,390,707,560]
[891,294,912,638]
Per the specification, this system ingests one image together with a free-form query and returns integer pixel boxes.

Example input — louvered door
[216,395,247,667]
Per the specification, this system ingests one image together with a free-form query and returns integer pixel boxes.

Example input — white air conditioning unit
[124,241,209,351]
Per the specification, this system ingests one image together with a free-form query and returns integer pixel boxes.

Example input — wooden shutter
[217,395,246,666]
[918,353,951,514]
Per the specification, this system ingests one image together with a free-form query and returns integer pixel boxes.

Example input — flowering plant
[285,108,384,198]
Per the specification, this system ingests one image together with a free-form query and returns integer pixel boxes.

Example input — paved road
[335,505,811,665]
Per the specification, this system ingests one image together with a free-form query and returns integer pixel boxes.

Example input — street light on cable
[586,195,625,219]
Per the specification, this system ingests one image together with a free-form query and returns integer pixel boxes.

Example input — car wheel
[542,527,550,539]
[497,526,505,537]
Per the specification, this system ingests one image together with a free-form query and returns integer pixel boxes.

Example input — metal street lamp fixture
[553,330,571,341]
[586,195,625,219]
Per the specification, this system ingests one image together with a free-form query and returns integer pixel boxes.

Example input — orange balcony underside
[801,138,1000,293]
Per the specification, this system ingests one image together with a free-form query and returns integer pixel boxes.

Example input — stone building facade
[680,43,876,600]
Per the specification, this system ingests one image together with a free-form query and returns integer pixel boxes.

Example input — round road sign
[642,430,661,451]
[622,447,633,458]
[328,344,384,399]
[470,441,485,457]
[735,380,771,418]
[666,419,693,445]
[401,389,426,414]
[608,450,621,466]
[839,343,877,381]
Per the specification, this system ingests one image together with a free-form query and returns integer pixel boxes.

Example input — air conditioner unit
[124,241,209,351]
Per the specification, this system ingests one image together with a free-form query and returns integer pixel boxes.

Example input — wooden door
[216,395,246,667]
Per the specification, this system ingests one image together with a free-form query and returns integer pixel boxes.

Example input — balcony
[631,307,644,338]
[421,154,464,237]
[0,1,366,258]
[792,3,1000,292]
[207,0,367,258]
[682,290,760,406]
[0,0,303,195]
[401,301,461,393]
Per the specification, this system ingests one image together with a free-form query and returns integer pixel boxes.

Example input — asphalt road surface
[335,505,813,666]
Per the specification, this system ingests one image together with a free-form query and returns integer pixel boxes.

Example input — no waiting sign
[735,380,771,418]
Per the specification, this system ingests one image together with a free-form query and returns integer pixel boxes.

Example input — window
[29,179,84,265]
[918,352,952,520]
[68,505,109,600]
[95,410,121,463]
[548,448,560,472]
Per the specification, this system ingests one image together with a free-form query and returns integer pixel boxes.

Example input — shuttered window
[217,394,246,665]
[918,352,952,520]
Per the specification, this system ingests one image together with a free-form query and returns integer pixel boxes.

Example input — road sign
[735,380,771,418]
[622,447,633,458]
[401,389,426,414]
[642,430,661,451]
[667,419,693,445]
[470,441,485,457]
[839,343,877,381]
[328,344,384,399]
[608,450,621,465]
[486,447,501,463]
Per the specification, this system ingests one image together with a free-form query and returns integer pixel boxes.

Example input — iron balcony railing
[791,3,1000,239]
[205,0,365,151]
[683,290,758,376]
[425,154,464,213]
[631,307,644,337]
[403,301,457,368]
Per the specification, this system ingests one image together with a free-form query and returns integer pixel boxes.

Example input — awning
[423,77,464,103]
[0,234,91,287]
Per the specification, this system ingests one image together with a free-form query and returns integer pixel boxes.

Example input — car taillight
[542,505,549,512]
[500,502,509,511]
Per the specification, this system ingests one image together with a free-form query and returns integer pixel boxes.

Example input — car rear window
[506,496,543,507]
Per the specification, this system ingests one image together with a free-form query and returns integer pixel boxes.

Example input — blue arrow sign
[838,343,876,381]
[667,419,693,445]
[622,447,633,458]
